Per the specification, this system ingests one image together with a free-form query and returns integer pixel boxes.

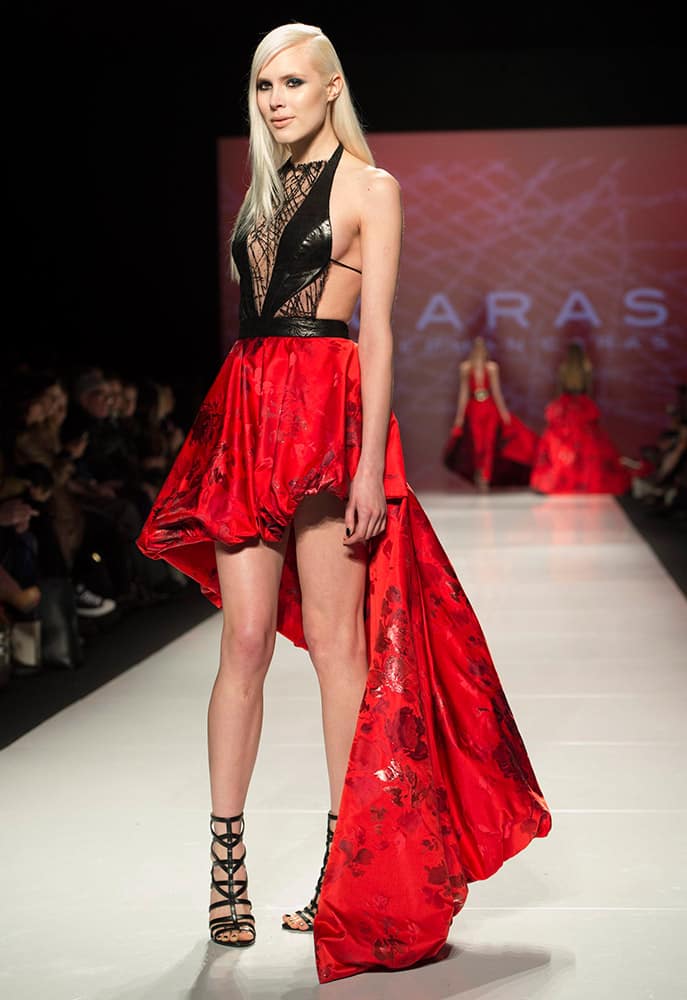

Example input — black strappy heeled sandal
[209,812,256,947]
[282,810,338,932]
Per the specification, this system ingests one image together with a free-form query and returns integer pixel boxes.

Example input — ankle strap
[211,811,244,824]
[328,811,338,821]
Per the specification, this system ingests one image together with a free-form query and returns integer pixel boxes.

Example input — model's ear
[327,73,343,102]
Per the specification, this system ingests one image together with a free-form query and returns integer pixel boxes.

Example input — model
[443,337,539,490]
[137,22,551,985]
[530,341,631,494]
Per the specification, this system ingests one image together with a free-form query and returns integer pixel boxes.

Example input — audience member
[133,378,185,497]
[628,384,687,517]
[0,358,190,679]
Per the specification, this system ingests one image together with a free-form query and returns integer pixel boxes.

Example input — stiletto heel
[282,810,337,932]
[209,812,256,947]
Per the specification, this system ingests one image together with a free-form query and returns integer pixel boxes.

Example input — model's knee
[302,615,366,675]
[220,623,275,677]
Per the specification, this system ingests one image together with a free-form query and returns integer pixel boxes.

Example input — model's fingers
[373,514,387,539]
[364,515,379,541]
[355,510,373,542]
[367,508,387,539]
[345,510,370,545]
[343,502,356,543]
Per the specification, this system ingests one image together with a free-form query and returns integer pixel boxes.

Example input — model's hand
[344,468,387,545]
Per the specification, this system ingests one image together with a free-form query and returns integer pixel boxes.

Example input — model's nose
[269,87,285,111]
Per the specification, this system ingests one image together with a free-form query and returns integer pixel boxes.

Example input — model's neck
[289,128,340,167]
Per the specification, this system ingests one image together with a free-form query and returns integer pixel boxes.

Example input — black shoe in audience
[74,583,117,618]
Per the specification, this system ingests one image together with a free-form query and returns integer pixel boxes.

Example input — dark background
[6,7,685,426]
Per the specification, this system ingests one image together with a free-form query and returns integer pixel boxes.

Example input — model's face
[256,43,335,148]
[472,338,487,363]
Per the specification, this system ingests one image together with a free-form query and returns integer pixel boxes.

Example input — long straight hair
[228,22,374,281]
[559,341,592,394]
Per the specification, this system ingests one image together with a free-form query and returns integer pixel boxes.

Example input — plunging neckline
[259,143,344,319]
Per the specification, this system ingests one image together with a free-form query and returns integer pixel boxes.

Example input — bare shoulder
[459,360,471,373]
[340,152,401,213]
[486,360,499,373]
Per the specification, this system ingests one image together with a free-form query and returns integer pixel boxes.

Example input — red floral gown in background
[137,143,552,984]
[443,367,539,487]
[530,391,631,494]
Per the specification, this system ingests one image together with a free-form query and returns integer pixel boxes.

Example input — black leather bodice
[232,144,345,335]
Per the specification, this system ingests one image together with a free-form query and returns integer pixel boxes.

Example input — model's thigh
[214,533,290,646]
[293,492,367,643]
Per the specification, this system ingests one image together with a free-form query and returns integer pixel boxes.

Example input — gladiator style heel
[282,811,338,932]
[209,812,256,947]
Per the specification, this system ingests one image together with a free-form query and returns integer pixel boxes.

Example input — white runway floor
[2,492,686,1000]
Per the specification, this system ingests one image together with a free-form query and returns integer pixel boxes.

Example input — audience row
[1,363,188,677]
[626,383,687,517]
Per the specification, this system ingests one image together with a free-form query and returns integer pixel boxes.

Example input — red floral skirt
[530,393,631,495]
[137,336,552,983]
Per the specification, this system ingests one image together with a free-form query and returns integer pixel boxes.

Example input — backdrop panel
[218,127,687,489]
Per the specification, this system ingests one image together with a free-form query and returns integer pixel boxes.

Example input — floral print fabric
[137,335,552,983]
[530,392,631,494]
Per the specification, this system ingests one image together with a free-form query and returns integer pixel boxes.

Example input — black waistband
[238,317,350,340]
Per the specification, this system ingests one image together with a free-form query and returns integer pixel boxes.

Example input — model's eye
[256,80,271,91]
[286,77,304,87]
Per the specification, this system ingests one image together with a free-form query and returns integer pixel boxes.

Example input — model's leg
[209,532,290,944]
[282,491,368,931]
[474,407,501,490]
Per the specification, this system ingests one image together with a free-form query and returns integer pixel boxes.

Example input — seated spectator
[0,563,41,615]
[10,460,116,619]
[3,372,117,618]
[69,368,139,494]
[121,378,139,423]
[13,372,86,577]
[133,378,185,497]
[630,384,687,516]
[66,367,187,598]
[0,490,41,617]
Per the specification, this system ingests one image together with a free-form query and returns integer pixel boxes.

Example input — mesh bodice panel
[248,160,326,317]
[232,144,344,323]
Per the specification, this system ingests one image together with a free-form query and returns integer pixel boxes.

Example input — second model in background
[530,341,632,495]
[443,336,539,490]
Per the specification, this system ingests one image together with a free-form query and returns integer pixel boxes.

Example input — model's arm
[487,362,511,423]
[454,364,470,426]
[344,169,403,547]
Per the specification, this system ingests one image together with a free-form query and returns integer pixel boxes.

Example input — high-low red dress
[137,143,551,984]
[443,367,539,487]
[530,391,631,495]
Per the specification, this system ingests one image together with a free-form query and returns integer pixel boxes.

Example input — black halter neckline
[282,143,343,172]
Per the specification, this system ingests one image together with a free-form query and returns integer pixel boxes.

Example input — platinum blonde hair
[229,22,374,280]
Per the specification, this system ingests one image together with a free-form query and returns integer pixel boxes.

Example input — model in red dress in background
[443,337,539,490]
[530,341,631,495]
[136,22,551,984]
